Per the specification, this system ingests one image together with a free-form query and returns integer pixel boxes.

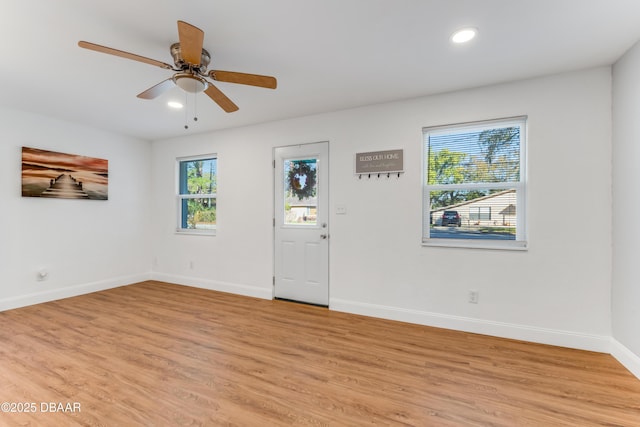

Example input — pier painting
[21,147,108,200]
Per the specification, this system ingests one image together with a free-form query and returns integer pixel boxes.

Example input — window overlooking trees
[423,117,527,249]
[177,155,217,234]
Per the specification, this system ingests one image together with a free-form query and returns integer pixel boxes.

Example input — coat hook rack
[357,171,404,180]
[355,149,404,181]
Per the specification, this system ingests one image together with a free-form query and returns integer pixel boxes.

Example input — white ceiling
[1,0,639,141]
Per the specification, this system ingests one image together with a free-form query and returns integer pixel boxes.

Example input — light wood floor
[0,281,639,426]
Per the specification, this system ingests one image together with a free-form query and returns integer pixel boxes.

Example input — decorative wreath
[288,161,317,200]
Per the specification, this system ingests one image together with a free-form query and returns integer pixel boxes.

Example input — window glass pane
[284,158,317,225]
[427,126,520,185]
[429,189,517,240]
[182,198,216,230]
[180,158,217,195]
[423,117,526,247]
[177,155,217,233]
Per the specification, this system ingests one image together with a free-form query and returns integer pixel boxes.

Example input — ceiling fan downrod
[170,43,211,75]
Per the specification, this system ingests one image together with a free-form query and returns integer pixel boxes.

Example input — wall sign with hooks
[355,149,404,179]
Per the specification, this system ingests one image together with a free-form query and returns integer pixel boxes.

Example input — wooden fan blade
[78,41,173,70]
[137,78,176,99]
[177,21,204,67]
[209,70,277,89]
[204,83,239,113]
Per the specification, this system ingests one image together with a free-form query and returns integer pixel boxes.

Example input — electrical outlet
[468,290,479,304]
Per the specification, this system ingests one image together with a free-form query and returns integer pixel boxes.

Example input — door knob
[320,234,328,239]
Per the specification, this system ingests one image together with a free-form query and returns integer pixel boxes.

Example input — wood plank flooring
[0,281,639,426]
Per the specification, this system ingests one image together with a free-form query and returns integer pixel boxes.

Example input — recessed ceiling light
[167,101,183,109]
[451,28,477,44]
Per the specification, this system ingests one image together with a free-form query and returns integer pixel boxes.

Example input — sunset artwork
[21,147,108,200]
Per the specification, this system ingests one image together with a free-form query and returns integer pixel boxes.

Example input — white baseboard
[330,298,612,354]
[0,273,151,312]
[151,272,273,300]
[610,338,640,380]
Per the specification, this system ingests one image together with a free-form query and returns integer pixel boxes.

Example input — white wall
[150,129,277,298]
[151,67,613,352]
[0,108,152,310]
[612,41,640,377]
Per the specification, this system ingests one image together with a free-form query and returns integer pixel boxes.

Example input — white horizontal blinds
[427,123,521,186]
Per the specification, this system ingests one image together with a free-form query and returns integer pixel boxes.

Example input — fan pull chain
[184,91,199,130]
[193,91,198,123]
[184,91,189,129]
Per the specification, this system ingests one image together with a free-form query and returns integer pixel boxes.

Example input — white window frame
[176,153,217,236]
[422,117,527,250]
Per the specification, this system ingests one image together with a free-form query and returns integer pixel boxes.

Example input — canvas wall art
[21,147,108,200]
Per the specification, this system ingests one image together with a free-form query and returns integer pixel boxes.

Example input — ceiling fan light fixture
[78,20,277,113]
[173,73,208,93]
[167,101,183,109]
[451,27,477,44]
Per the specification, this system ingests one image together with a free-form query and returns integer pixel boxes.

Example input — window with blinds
[423,117,527,249]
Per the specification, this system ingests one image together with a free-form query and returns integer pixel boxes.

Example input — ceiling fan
[78,20,277,113]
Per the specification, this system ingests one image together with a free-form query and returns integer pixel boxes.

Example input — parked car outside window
[441,210,461,227]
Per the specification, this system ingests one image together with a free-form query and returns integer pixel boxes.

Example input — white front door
[274,142,329,306]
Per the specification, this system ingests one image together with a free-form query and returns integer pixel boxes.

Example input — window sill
[175,228,217,236]
[422,239,527,251]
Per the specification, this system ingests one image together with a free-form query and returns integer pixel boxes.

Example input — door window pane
[284,158,317,225]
